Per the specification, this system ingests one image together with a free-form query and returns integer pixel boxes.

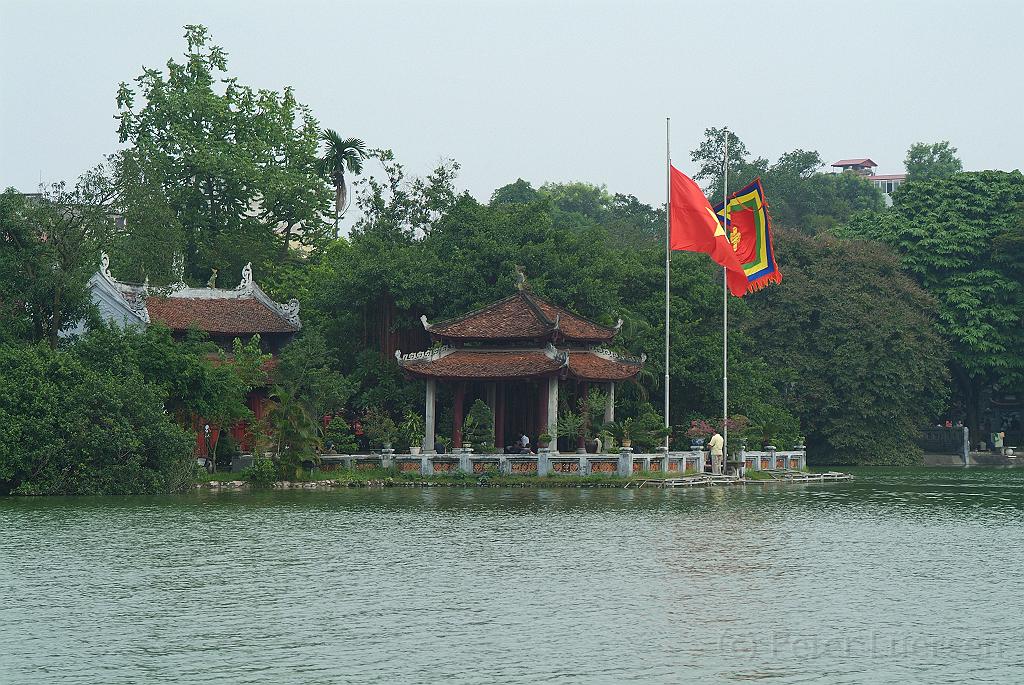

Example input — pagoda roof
[422,289,620,344]
[395,345,643,381]
[147,296,299,335]
[92,254,301,335]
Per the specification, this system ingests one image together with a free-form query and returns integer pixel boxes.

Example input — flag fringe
[746,270,782,294]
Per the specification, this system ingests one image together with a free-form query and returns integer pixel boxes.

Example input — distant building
[830,158,878,176]
[867,173,906,197]
[832,157,906,206]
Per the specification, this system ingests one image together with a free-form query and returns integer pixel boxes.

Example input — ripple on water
[2,468,1024,684]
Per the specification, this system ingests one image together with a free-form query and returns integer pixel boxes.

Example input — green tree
[0,343,195,495]
[274,327,355,418]
[323,416,358,454]
[904,141,963,183]
[107,152,186,285]
[318,129,366,227]
[689,127,768,201]
[115,25,329,280]
[266,385,322,477]
[747,229,950,464]
[0,169,116,348]
[490,178,540,206]
[840,171,1024,434]
[689,129,883,234]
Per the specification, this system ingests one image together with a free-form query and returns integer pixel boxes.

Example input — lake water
[2,468,1023,684]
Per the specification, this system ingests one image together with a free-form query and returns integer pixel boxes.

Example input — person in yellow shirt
[708,431,724,475]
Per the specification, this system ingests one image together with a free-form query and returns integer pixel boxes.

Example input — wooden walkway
[626,470,852,488]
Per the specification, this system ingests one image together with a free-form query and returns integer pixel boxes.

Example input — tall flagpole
[722,129,730,466]
[664,117,671,450]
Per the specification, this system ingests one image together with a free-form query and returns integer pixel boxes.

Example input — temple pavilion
[79,253,302,456]
[396,275,645,453]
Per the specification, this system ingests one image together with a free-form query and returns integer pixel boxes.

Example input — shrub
[0,343,195,495]
[242,458,277,488]
[323,416,358,454]
[463,399,494,450]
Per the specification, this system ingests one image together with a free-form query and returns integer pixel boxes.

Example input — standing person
[708,430,724,475]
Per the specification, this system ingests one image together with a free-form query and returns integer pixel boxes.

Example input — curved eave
[398,349,565,381]
[567,352,642,381]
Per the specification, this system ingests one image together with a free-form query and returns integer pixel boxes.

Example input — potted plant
[463,399,495,453]
[400,410,425,455]
[605,418,634,449]
[556,410,585,452]
[538,432,553,449]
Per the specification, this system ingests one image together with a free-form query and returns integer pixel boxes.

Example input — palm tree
[318,130,366,227]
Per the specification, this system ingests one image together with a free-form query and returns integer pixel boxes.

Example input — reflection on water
[2,468,1024,684]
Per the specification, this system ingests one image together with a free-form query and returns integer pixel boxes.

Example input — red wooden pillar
[495,383,506,451]
[453,381,466,448]
[577,381,589,451]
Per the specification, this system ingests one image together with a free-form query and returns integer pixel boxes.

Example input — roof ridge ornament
[545,342,569,367]
[99,251,112,280]
[396,345,453,364]
[614,318,623,331]
[237,262,254,292]
[590,345,645,365]
[276,298,301,327]
[420,314,432,331]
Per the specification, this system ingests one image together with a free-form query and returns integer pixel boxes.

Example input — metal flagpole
[722,129,730,470]
[664,117,671,450]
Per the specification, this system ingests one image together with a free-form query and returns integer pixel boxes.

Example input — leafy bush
[242,458,277,488]
[323,416,358,454]
[0,343,195,495]
[363,406,397,448]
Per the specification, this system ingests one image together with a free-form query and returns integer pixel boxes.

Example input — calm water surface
[2,468,1023,684]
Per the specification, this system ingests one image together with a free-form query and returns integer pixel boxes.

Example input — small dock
[626,470,853,488]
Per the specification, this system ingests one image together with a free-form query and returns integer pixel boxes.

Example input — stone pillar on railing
[458,447,473,474]
[962,426,970,466]
[618,447,633,476]
[537,449,551,476]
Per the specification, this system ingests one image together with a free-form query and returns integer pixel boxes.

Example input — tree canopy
[114,24,332,283]
[840,171,1024,433]
[904,141,963,183]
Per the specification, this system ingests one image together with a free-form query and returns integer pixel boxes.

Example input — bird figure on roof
[207,268,218,288]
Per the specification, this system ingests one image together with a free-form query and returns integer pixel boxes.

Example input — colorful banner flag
[669,166,748,297]
[713,178,782,293]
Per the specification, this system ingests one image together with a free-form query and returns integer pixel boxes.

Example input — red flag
[669,166,747,297]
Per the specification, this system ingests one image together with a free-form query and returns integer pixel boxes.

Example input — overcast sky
[2,0,1021,211]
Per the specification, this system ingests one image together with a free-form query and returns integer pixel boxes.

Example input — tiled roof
[568,352,642,381]
[147,297,300,334]
[427,291,617,343]
[531,297,617,342]
[400,349,565,379]
[398,348,642,381]
[831,158,877,167]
